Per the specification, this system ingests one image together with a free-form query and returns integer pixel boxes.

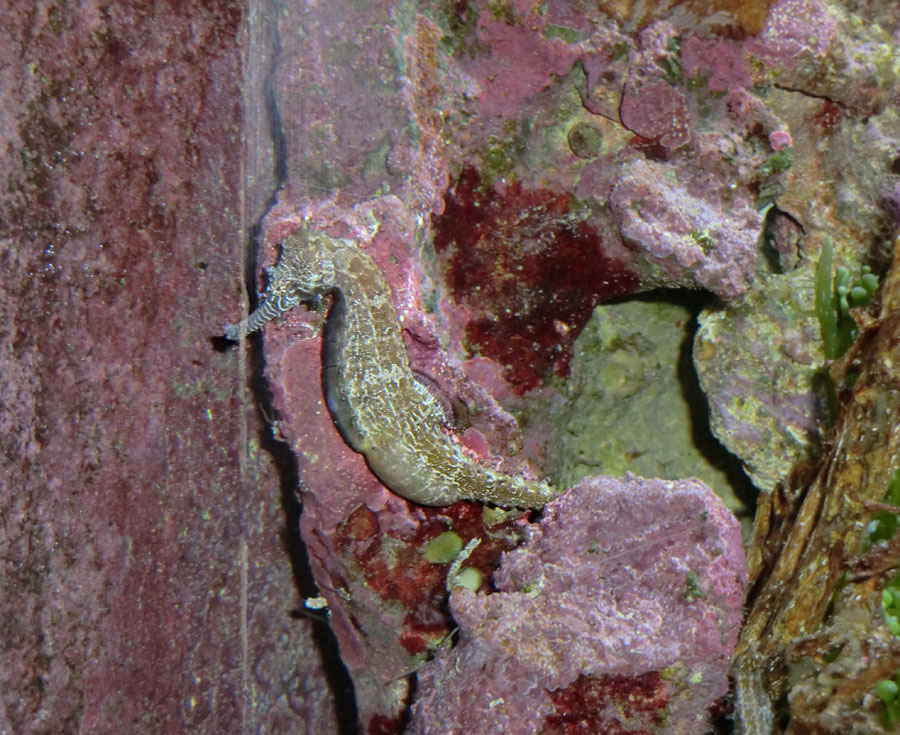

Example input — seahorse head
[270,228,342,300]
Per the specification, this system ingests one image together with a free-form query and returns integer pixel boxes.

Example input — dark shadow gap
[249,348,359,735]
[675,294,760,513]
[608,288,759,514]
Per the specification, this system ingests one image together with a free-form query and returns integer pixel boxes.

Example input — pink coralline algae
[619,23,692,150]
[610,156,763,300]
[768,130,793,151]
[759,0,839,59]
[469,17,583,119]
[620,79,691,150]
[756,0,891,116]
[681,36,752,92]
[409,475,747,735]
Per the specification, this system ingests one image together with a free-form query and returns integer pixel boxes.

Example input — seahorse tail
[456,461,559,508]
[484,472,559,509]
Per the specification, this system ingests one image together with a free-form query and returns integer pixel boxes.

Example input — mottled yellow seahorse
[225,225,559,508]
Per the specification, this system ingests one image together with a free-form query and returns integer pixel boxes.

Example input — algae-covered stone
[694,269,824,493]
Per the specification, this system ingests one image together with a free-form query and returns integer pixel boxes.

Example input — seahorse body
[225,227,559,508]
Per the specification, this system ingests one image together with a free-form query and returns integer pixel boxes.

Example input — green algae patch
[425,531,464,563]
[683,571,707,602]
[453,567,483,591]
[760,148,793,176]
[864,467,900,552]
[816,239,879,359]
[543,23,584,44]
[876,676,900,728]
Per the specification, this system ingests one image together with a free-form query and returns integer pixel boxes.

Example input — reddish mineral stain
[544,672,670,735]
[629,136,672,162]
[432,166,638,393]
[398,614,449,656]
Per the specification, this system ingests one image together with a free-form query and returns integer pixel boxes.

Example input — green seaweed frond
[883,576,900,637]
[815,239,840,358]
[760,148,793,176]
[690,229,715,254]
[876,675,900,728]
[659,36,682,85]
[682,570,706,602]
[864,468,900,553]
[815,240,879,359]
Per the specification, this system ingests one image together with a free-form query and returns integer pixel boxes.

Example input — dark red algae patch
[544,672,669,735]
[813,99,844,135]
[334,502,526,654]
[432,166,639,393]
[367,713,407,735]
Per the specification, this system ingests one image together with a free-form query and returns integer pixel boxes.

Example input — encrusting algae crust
[225,225,559,508]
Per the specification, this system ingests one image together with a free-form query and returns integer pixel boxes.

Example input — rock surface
[0,3,336,734]
[410,475,746,734]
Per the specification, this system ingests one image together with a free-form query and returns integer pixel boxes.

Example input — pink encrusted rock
[759,0,839,60]
[471,18,583,119]
[619,21,691,150]
[620,80,691,150]
[681,36,752,93]
[409,475,747,735]
[610,156,763,300]
[754,0,894,116]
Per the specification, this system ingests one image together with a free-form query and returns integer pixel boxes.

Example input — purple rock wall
[0,3,336,733]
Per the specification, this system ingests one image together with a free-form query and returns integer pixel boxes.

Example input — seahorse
[225,225,559,508]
